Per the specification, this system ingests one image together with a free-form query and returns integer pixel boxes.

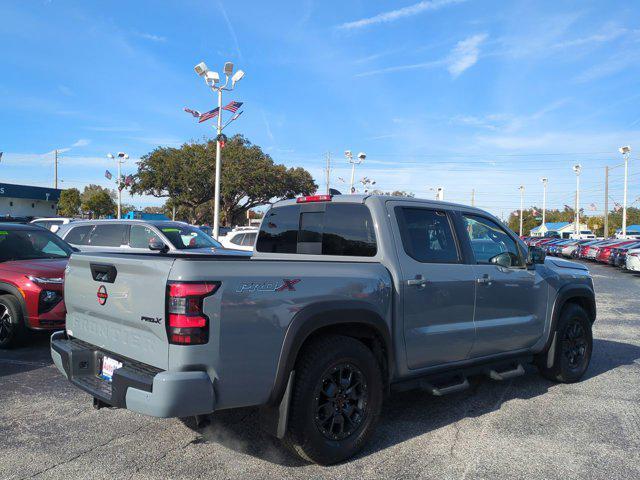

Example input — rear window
[88,224,127,247]
[257,203,377,257]
[64,225,93,245]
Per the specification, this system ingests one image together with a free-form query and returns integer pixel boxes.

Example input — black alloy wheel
[313,363,368,441]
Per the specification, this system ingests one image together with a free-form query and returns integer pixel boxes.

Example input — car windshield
[158,224,222,250]
[0,228,73,261]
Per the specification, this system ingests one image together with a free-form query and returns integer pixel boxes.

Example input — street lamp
[573,164,582,234]
[540,177,548,227]
[359,176,376,193]
[107,152,129,219]
[345,150,366,194]
[519,185,525,236]
[194,60,245,238]
[619,145,632,237]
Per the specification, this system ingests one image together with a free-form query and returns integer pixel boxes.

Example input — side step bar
[420,376,469,396]
[417,363,526,397]
[486,363,525,381]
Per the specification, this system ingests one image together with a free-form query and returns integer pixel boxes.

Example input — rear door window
[256,203,377,256]
[395,207,460,263]
[87,224,127,247]
[129,225,161,248]
[241,232,257,246]
[64,225,93,245]
[230,233,245,245]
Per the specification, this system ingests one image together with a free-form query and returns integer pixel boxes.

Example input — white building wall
[0,197,58,217]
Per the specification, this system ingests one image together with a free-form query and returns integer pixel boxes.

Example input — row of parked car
[522,236,640,272]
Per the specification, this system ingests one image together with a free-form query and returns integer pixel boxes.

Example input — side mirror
[490,252,513,268]
[149,238,169,253]
[528,246,546,265]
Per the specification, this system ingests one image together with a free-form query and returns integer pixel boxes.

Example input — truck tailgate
[64,253,175,370]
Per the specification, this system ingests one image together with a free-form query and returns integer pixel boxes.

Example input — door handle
[407,275,428,287]
[477,274,492,286]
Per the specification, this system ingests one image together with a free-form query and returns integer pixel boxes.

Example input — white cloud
[356,32,487,78]
[447,33,487,77]
[71,139,91,147]
[553,23,625,49]
[217,0,243,58]
[135,32,167,42]
[338,0,467,30]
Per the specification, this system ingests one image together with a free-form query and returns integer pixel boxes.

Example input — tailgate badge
[97,285,108,305]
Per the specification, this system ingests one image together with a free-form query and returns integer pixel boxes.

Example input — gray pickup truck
[51,194,596,464]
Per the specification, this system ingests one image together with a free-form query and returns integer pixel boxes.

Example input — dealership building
[0,182,62,219]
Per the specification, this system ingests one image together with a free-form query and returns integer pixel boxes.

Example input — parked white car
[219,227,258,251]
[30,217,74,233]
[626,248,640,272]
[569,230,596,240]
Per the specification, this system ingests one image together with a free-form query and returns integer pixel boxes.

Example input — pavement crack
[22,424,148,479]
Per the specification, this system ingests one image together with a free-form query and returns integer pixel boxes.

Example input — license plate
[100,356,123,382]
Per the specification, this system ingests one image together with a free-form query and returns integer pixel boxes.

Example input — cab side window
[462,214,524,267]
[396,207,460,264]
[87,224,127,247]
[64,225,93,245]
[129,225,161,249]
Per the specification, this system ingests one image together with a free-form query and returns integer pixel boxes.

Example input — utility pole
[471,189,475,207]
[519,185,525,237]
[54,149,59,189]
[107,152,129,219]
[325,152,332,194]
[604,166,609,238]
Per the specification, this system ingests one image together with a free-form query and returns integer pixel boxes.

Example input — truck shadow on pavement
[187,338,640,466]
[0,333,53,378]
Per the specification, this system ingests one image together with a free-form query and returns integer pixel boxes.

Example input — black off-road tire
[537,303,592,383]
[284,335,383,465]
[0,294,26,349]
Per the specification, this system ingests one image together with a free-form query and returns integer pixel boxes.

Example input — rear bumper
[50,331,215,418]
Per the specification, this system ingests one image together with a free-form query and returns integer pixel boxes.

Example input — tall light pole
[194,61,245,238]
[107,152,128,219]
[619,146,632,237]
[519,185,525,236]
[345,150,366,194]
[540,177,548,227]
[573,164,582,234]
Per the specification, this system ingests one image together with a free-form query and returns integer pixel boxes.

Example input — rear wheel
[0,295,26,349]
[537,303,592,383]
[285,335,383,465]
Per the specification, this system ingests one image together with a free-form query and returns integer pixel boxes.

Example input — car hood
[0,258,69,276]
[545,257,588,271]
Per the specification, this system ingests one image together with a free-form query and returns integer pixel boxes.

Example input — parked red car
[0,224,73,348]
[595,240,636,263]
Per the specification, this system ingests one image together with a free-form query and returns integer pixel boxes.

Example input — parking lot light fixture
[619,146,632,237]
[345,150,366,194]
[519,185,525,236]
[573,164,582,234]
[540,178,548,227]
[107,152,128,219]
[193,60,245,239]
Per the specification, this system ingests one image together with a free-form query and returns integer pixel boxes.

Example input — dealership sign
[0,183,62,202]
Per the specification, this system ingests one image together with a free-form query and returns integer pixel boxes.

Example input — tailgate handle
[90,263,117,283]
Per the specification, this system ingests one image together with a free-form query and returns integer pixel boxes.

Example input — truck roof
[273,194,487,214]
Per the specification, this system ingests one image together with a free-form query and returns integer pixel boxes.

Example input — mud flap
[259,371,295,439]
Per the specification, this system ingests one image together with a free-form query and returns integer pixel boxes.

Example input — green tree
[57,188,81,217]
[131,135,316,225]
[81,184,116,218]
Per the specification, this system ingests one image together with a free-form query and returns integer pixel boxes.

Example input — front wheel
[284,335,383,465]
[0,295,26,349]
[537,303,592,383]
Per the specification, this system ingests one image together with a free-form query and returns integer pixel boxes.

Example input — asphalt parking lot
[1,261,639,480]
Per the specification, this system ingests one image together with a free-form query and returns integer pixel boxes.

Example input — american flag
[124,175,134,187]
[105,170,113,180]
[589,203,597,211]
[198,107,220,123]
[183,107,201,118]
[222,101,243,113]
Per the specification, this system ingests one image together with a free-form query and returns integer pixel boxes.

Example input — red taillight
[167,282,219,345]
[296,194,332,203]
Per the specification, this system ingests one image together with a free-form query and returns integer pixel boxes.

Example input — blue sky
[1,0,639,218]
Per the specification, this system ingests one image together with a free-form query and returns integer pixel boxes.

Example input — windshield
[158,224,222,250]
[0,228,73,261]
